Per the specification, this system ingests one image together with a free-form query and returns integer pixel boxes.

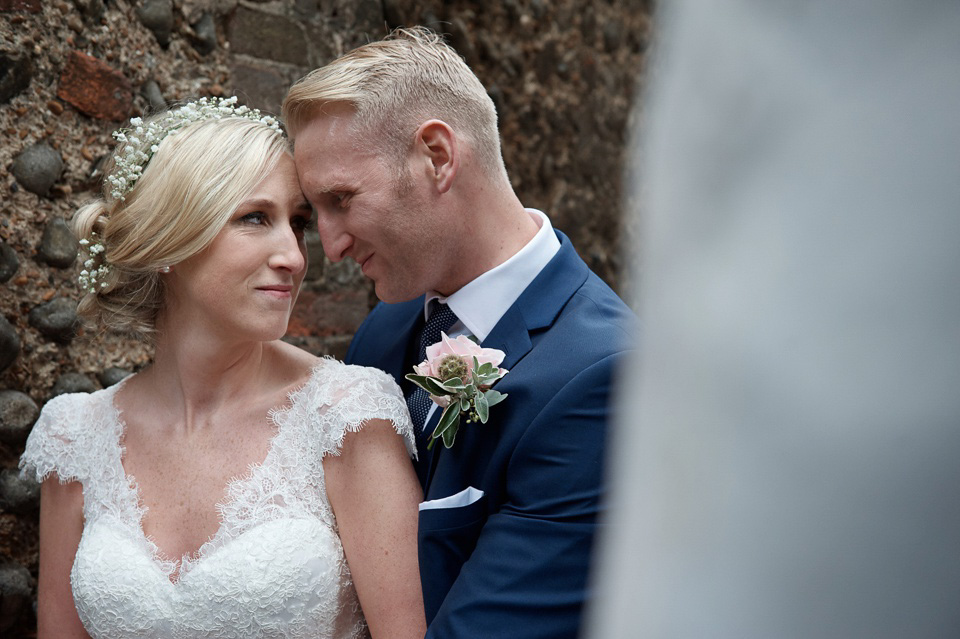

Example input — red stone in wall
[0,0,41,12]
[56,51,133,121]
[287,290,371,338]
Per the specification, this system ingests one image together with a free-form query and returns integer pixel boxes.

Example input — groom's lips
[359,254,374,275]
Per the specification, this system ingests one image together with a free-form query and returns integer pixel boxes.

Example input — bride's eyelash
[241,212,266,224]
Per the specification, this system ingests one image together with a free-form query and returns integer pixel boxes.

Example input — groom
[283,27,635,638]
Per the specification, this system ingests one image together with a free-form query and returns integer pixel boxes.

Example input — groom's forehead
[296,157,391,197]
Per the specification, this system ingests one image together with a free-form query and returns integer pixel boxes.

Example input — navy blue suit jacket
[345,231,636,638]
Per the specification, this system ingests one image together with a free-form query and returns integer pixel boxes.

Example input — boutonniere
[406,333,509,449]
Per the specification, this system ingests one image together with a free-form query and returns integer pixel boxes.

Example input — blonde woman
[19,99,426,639]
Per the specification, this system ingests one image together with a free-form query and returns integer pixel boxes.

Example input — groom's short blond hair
[283,26,507,180]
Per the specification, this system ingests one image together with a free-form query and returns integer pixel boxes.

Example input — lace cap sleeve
[19,393,95,484]
[305,361,417,460]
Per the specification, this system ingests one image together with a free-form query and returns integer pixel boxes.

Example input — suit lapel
[483,231,588,365]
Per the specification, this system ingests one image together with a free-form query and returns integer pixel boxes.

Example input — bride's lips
[256,284,293,300]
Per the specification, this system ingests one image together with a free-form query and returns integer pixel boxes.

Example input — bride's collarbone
[122,410,277,475]
[119,411,280,564]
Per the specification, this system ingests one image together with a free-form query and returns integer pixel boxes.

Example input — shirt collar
[424,208,561,342]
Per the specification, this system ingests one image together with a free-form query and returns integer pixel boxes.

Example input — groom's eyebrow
[315,182,352,194]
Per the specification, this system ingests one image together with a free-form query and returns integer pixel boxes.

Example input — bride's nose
[268,228,306,273]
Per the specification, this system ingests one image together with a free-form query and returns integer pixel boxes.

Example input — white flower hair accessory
[107,96,282,201]
[77,232,109,294]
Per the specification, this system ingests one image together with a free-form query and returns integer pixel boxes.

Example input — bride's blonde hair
[73,115,290,339]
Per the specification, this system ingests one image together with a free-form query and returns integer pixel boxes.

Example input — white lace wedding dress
[20,358,415,639]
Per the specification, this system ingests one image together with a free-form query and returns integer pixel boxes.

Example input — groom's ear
[414,120,458,194]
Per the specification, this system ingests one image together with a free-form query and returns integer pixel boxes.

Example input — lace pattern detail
[18,358,414,639]
[187,358,416,573]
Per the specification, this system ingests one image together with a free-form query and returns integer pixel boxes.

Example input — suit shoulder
[564,273,637,349]
[346,297,423,365]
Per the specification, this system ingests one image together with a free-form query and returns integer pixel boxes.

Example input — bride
[20,98,426,638]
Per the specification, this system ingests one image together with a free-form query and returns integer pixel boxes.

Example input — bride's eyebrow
[239,197,277,209]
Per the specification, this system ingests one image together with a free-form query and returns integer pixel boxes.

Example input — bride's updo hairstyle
[73,101,288,338]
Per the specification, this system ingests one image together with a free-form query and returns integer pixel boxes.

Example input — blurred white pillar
[589,1,960,637]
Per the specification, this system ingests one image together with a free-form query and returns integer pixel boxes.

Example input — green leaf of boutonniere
[438,378,467,393]
[405,373,451,396]
[441,423,458,448]
[430,403,461,449]
[475,390,490,423]
[476,361,496,376]
[484,389,508,408]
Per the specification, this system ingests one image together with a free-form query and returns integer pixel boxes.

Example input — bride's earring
[159,266,171,274]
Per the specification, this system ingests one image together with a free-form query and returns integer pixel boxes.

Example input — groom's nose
[316,217,352,263]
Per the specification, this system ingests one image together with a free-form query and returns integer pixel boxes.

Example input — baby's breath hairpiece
[107,96,282,201]
[77,232,109,294]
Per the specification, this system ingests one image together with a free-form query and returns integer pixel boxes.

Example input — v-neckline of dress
[104,361,328,584]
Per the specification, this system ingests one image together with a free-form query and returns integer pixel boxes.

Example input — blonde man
[284,27,635,638]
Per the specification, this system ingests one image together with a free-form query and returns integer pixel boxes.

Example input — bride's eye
[241,212,267,225]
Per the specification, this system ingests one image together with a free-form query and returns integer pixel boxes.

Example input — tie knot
[408,301,462,443]
[427,301,456,328]
[420,303,459,357]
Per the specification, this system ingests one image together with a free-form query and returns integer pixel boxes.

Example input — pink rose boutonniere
[406,332,509,449]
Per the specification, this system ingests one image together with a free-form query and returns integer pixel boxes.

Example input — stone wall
[0,0,650,634]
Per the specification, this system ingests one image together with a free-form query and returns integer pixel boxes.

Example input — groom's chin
[371,280,421,305]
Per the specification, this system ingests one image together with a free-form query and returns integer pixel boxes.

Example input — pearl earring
[159,266,171,274]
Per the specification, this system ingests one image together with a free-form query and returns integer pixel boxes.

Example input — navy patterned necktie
[407,302,459,451]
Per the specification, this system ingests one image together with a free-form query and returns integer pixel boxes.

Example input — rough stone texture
[75,0,105,22]
[57,50,134,121]
[0,562,32,633]
[319,0,385,46]
[230,60,299,115]
[142,79,167,113]
[0,390,38,445]
[0,315,19,374]
[11,143,63,197]
[228,7,310,66]
[136,0,174,48]
[191,13,217,56]
[0,469,39,514]
[28,297,78,343]
[0,241,18,283]
[37,217,78,269]
[98,366,132,387]
[287,289,371,338]
[0,52,32,105]
[0,0,40,12]
[0,2,649,635]
[51,371,96,396]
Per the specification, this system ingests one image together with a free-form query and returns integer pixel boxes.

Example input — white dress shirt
[424,208,561,341]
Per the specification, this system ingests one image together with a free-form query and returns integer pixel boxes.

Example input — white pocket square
[418,486,484,511]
